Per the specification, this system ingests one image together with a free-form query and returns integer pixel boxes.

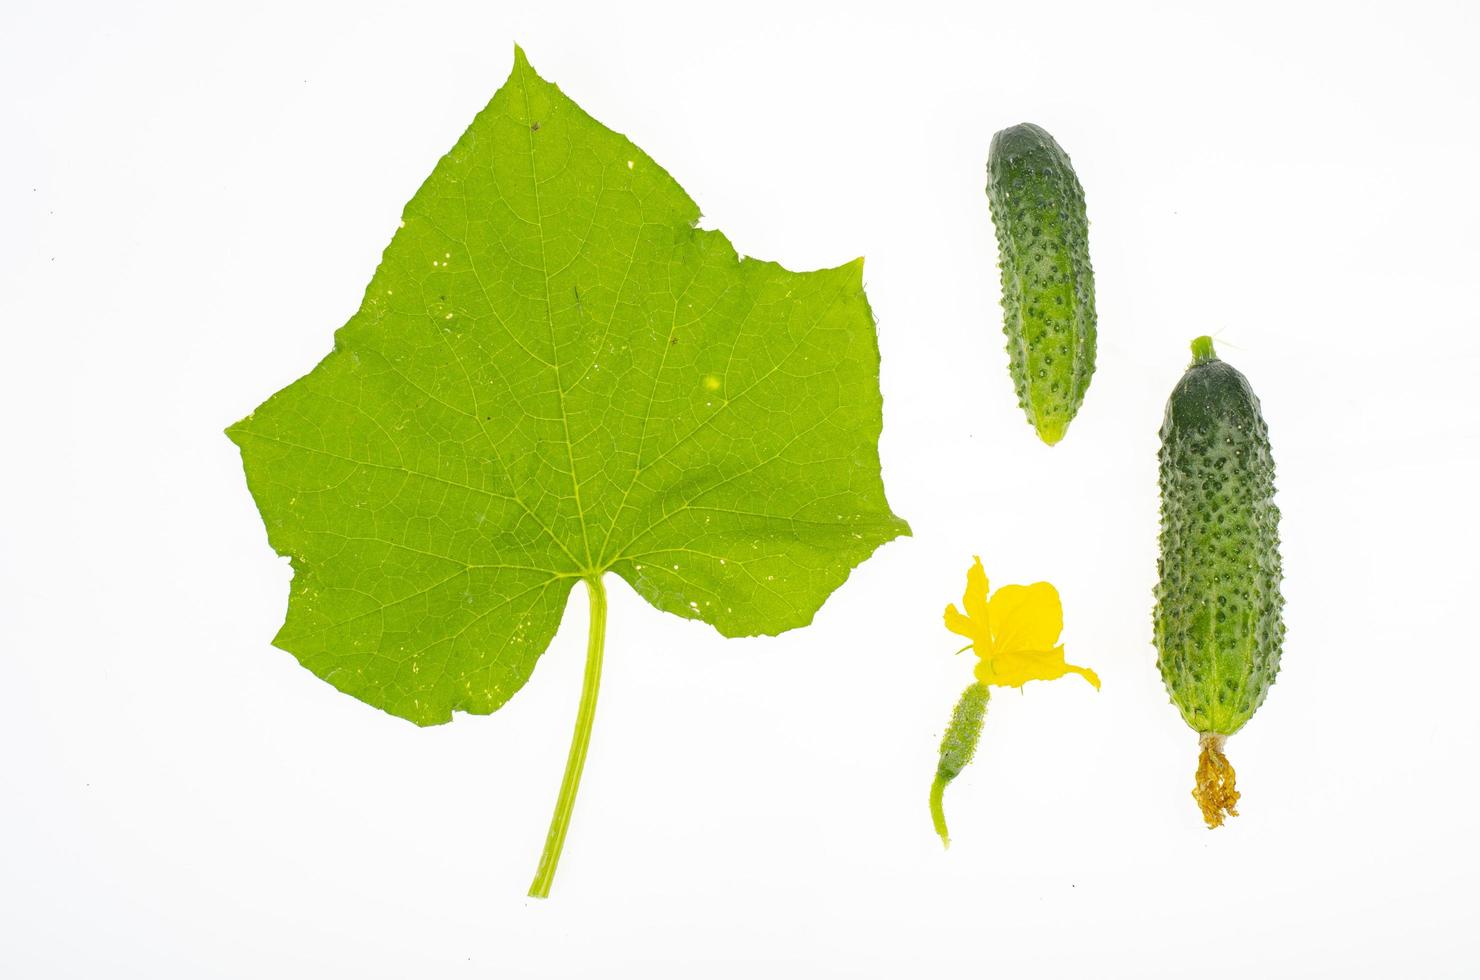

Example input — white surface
[3,1,1478,976]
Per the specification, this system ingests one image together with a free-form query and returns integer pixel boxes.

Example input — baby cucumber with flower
[931,557,1099,846]
[1154,337,1285,827]
[986,123,1097,445]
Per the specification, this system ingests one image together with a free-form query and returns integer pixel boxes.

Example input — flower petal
[986,582,1063,654]
[974,645,1099,690]
[963,556,991,627]
[944,604,986,642]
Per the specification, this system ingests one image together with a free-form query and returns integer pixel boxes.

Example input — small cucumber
[986,123,1097,445]
[1153,336,1285,827]
[929,681,989,847]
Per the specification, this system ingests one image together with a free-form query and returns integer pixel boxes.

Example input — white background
[3,1,1478,976]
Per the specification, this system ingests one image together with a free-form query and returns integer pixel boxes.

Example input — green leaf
[226,47,910,729]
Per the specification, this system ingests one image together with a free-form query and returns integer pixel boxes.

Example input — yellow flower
[943,556,1099,690]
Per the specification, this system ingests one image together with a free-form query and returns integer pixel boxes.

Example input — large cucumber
[985,123,1096,445]
[1154,336,1284,827]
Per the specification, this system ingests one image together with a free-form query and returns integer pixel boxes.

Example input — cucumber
[1154,336,1285,827]
[929,681,989,847]
[985,123,1096,445]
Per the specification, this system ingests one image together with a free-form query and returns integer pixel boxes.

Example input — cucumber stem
[929,775,951,847]
[1190,335,1218,364]
[528,575,608,898]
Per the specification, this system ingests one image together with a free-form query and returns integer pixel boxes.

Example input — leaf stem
[528,575,608,898]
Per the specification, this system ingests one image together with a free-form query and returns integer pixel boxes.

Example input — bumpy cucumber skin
[1154,343,1284,735]
[936,682,989,786]
[986,123,1096,445]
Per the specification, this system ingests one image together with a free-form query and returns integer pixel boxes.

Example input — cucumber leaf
[226,48,909,727]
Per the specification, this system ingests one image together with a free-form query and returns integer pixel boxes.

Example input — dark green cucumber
[986,123,1097,445]
[1153,336,1284,826]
